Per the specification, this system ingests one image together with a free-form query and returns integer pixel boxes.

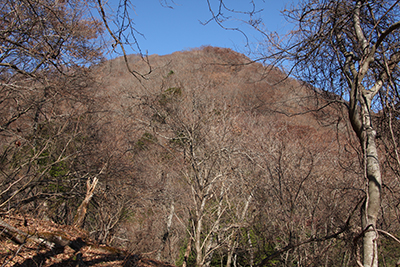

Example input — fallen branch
[0,218,55,249]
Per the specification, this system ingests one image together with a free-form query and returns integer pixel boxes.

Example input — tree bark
[362,125,381,267]
[73,177,98,228]
[182,236,192,267]
[0,218,57,248]
[226,193,252,267]
[195,211,204,267]
[157,200,174,261]
[353,97,381,267]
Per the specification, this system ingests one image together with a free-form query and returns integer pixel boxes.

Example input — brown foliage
[3,36,400,266]
[91,46,369,266]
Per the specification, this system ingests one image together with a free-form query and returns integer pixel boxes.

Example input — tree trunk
[247,230,254,267]
[352,98,382,267]
[362,125,381,267]
[182,236,192,267]
[226,237,236,267]
[226,193,253,267]
[195,215,204,267]
[0,218,56,248]
[157,200,174,261]
[73,177,98,228]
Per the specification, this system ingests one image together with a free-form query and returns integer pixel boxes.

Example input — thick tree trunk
[348,94,381,267]
[347,86,382,267]
[351,97,382,267]
[195,216,203,267]
[362,126,381,267]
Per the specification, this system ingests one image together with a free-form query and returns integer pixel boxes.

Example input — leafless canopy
[250,1,400,266]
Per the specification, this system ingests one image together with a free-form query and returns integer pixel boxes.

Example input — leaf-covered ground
[0,213,176,267]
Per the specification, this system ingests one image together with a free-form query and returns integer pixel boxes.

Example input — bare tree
[119,56,263,266]
[0,0,109,224]
[248,1,400,266]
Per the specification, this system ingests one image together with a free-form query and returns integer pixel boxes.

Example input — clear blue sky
[106,0,296,57]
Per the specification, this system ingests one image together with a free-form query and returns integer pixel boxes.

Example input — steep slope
[96,46,345,135]
[87,46,362,265]
[1,46,368,266]
[0,213,177,266]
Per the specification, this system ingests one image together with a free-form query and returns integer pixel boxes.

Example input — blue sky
[106,0,296,57]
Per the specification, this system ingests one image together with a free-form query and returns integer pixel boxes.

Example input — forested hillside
[2,45,400,266]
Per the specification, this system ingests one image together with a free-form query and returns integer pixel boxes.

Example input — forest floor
[0,212,176,267]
